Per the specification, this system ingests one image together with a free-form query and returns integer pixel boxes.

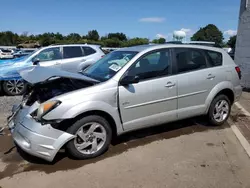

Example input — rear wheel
[66,115,112,159]
[207,94,231,126]
[2,80,27,96]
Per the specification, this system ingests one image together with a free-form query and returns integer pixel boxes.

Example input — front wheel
[207,94,231,126]
[2,80,27,96]
[66,115,112,159]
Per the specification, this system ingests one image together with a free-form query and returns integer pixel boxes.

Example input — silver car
[0,44,104,96]
[8,44,242,161]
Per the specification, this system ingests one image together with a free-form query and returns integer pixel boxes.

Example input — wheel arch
[205,81,235,113]
[54,110,118,139]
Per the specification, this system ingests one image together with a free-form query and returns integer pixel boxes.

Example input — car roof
[117,44,225,53]
[49,44,101,48]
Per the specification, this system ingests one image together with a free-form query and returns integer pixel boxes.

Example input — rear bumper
[234,85,242,102]
[0,55,13,59]
[8,104,75,162]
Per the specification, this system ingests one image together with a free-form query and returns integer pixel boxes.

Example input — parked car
[13,49,36,58]
[8,44,242,162]
[17,41,41,48]
[0,48,14,59]
[0,44,104,96]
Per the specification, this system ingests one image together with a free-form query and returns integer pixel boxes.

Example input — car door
[81,46,101,70]
[34,47,62,69]
[118,49,178,131]
[173,48,218,119]
[60,46,85,73]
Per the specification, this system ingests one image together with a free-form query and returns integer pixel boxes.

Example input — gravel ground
[0,96,21,121]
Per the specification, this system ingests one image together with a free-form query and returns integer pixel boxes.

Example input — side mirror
[120,75,139,86]
[32,58,40,65]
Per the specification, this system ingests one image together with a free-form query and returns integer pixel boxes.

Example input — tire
[2,80,27,96]
[66,115,112,159]
[207,94,231,126]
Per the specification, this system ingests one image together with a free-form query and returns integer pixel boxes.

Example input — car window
[175,48,207,74]
[63,46,83,59]
[83,51,138,81]
[82,46,96,56]
[35,47,61,62]
[127,49,171,80]
[206,50,223,67]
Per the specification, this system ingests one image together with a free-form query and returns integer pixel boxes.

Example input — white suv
[0,44,105,96]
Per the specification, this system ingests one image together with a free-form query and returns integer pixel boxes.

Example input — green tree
[122,38,149,47]
[87,30,99,41]
[158,38,166,44]
[227,35,237,49]
[103,38,121,47]
[66,33,81,42]
[107,32,127,41]
[152,39,159,44]
[191,24,224,45]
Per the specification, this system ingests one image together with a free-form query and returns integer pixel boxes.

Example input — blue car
[0,51,37,95]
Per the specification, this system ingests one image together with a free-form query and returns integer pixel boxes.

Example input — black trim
[119,48,173,84]
[171,47,209,75]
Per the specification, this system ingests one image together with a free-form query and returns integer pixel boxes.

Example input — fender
[60,100,123,135]
[204,81,234,113]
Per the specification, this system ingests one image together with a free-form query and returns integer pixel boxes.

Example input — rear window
[206,50,223,67]
[63,46,83,59]
[82,46,96,56]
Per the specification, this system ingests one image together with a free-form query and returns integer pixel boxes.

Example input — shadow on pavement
[0,116,226,180]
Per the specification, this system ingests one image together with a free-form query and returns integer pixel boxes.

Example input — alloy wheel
[213,99,229,123]
[74,122,107,155]
[5,80,25,95]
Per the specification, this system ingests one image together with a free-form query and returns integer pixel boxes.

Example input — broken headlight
[36,100,61,121]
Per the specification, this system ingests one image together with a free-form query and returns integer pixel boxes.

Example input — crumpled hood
[19,66,100,84]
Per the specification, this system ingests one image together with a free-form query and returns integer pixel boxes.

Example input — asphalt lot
[0,98,250,187]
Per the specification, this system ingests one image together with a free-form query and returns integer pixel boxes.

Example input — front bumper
[8,103,75,162]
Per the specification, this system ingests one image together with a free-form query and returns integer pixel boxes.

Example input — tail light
[235,66,241,79]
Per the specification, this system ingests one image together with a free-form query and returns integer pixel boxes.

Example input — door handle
[55,62,61,65]
[207,74,215,80]
[165,82,176,88]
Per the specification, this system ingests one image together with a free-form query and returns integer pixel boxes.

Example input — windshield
[83,51,138,81]
[22,49,39,61]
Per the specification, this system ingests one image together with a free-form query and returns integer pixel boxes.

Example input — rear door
[173,48,220,119]
[61,46,85,73]
[81,46,100,69]
[34,47,62,69]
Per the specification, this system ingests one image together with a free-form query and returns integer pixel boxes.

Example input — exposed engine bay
[25,77,94,106]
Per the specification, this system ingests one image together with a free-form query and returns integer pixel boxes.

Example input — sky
[0,0,240,41]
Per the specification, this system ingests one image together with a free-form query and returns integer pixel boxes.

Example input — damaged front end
[25,77,94,106]
[21,66,99,105]
[7,66,100,161]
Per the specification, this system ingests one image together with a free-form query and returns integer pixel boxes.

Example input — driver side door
[33,47,62,69]
[118,49,178,131]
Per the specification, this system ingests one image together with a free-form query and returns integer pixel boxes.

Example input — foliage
[227,35,237,48]
[86,30,99,41]
[191,24,224,45]
[0,30,150,47]
[152,38,166,44]
[107,32,127,41]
